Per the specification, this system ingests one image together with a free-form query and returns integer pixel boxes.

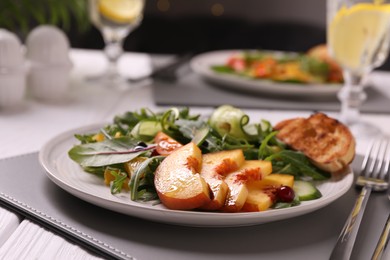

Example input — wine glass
[88,0,145,86]
[327,0,390,137]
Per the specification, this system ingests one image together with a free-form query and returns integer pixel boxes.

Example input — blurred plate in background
[190,50,342,99]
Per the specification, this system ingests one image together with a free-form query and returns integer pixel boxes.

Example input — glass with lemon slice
[88,0,145,86]
[327,0,390,137]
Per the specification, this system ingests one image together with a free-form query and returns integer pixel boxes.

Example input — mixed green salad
[68,105,329,209]
[211,50,343,84]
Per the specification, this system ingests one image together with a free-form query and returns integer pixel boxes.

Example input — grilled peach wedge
[154,142,211,210]
[222,160,272,212]
[242,173,294,212]
[199,149,245,210]
[241,189,274,212]
[248,173,294,190]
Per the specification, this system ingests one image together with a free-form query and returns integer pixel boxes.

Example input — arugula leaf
[266,150,330,180]
[113,108,158,132]
[258,131,279,159]
[109,169,128,194]
[130,156,165,201]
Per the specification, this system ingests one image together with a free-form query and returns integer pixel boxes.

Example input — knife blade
[128,53,193,83]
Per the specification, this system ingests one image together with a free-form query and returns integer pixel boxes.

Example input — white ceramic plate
[190,50,342,98]
[39,124,353,227]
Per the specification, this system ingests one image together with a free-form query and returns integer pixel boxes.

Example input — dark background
[77,18,326,55]
[66,0,390,70]
[68,0,327,54]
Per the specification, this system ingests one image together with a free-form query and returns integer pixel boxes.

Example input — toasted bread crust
[274,113,355,173]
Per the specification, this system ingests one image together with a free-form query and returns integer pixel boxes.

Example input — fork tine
[363,138,381,178]
[379,138,390,180]
[361,139,375,174]
[373,138,387,179]
[363,137,389,179]
[368,139,381,177]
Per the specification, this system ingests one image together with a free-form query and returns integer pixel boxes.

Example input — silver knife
[128,53,193,83]
[372,212,390,260]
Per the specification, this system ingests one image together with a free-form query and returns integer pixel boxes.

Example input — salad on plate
[68,105,353,213]
[211,45,344,85]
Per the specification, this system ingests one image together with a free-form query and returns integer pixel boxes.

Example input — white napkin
[0,207,21,247]
[0,219,102,260]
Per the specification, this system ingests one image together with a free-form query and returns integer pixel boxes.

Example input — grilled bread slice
[274,113,355,174]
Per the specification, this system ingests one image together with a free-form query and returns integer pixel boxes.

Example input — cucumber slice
[293,180,322,201]
[131,120,162,141]
[191,126,209,146]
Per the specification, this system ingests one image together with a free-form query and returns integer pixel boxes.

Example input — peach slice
[154,142,210,210]
[248,173,294,190]
[222,160,272,212]
[199,149,245,210]
[241,189,275,212]
[243,174,294,212]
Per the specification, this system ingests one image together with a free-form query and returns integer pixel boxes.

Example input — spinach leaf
[68,137,153,167]
[273,196,301,209]
[176,119,207,139]
[82,166,105,178]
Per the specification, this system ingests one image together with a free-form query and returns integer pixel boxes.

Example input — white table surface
[0,48,390,259]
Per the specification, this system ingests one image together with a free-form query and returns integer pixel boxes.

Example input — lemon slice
[328,3,390,71]
[98,0,144,23]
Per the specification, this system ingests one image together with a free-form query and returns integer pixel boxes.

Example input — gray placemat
[0,153,389,260]
[153,73,390,113]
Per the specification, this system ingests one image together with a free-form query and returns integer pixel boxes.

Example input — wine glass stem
[104,40,123,77]
[338,71,367,125]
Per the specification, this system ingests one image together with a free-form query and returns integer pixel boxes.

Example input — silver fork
[330,137,390,260]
